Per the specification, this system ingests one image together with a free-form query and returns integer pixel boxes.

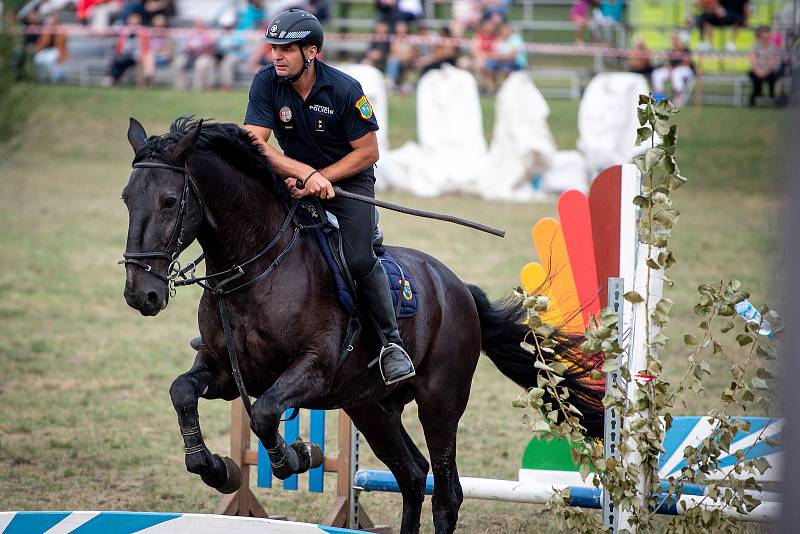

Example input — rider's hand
[293,171,335,200]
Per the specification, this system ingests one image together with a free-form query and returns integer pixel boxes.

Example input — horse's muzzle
[124,281,168,316]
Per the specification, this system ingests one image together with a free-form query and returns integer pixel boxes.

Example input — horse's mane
[144,115,291,202]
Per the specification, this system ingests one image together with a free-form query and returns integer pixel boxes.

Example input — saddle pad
[379,254,419,318]
[312,228,418,319]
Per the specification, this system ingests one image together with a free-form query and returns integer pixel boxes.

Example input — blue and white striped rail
[657,416,782,482]
[0,512,365,534]
[352,470,779,522]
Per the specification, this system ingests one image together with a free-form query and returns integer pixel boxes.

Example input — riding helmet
[264,9,324,51]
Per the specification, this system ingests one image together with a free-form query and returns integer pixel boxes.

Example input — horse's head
[121,117,205,316]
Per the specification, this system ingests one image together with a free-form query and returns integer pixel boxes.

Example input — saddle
[296,199,419,320]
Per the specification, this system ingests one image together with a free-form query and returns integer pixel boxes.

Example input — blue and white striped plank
[657,416,782,482]
[257,409,326,492]
[519,416,782,486]
[0,512,363,534]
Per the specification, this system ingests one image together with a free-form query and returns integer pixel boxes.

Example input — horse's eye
[162,197,178,209]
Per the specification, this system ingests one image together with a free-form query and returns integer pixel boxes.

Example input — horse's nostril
[145,291,159,308]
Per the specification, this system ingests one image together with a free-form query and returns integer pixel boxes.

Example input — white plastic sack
[476,72,557,201]
[577,72,650,176]
[416,65,487,155]
[382,65,487,196]
[541,150,589,194]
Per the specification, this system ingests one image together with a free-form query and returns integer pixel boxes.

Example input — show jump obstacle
[222,165,781,530]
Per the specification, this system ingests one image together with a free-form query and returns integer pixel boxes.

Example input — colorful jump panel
[532,218,584,333]
[520,261,565,325]
[557,189,601,326]
[587,166,622,308]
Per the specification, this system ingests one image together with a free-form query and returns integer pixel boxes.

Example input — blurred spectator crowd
[361,1,526,94]
[621,0,796,106]
[5,0,797,106]
[11,0,320,89]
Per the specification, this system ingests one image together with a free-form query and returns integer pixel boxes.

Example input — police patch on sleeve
[355,95,373,120]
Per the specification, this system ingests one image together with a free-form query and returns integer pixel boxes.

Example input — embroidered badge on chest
[279,106,292,123]
[315,117,325,132]
[355,95,373,120]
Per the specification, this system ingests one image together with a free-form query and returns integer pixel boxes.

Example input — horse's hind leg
[418,390,469,534]
[347,404,429,534]
[169,360,241,494]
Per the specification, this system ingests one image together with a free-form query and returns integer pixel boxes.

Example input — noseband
[118,159,204,293]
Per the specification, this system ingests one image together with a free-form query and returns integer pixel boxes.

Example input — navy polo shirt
[244,60,379,175]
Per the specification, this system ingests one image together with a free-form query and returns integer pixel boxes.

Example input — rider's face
[271,44,315,78]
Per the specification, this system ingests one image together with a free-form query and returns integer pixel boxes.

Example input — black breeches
[749,71,779,104]
[696,11,743,37]
[110,54,136,82]
[321,173,377,280]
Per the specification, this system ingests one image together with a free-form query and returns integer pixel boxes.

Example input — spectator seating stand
[21,0,796,106]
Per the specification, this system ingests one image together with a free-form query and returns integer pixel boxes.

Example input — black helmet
[264,9,324,51]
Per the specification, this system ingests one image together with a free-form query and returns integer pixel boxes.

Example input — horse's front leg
[170,357,241,494]
[249,354,327,480]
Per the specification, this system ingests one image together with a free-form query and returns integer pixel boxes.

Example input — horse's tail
[467,284,605,439]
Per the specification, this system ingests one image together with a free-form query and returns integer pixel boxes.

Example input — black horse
[120,117,604,534]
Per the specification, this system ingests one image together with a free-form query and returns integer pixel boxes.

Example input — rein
[119,156,324,419]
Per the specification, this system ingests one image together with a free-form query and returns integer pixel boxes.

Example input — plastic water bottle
[735,300,772,337]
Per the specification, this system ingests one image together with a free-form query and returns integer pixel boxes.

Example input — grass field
[0,84,783,532]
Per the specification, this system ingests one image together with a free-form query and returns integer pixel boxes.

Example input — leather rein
[119,157,322,418]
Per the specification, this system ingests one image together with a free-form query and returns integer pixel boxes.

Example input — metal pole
[350,423,360,530]
[603,277,625,532]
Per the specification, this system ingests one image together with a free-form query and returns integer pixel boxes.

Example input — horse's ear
[127,117,148,154]
[170,119,203,163]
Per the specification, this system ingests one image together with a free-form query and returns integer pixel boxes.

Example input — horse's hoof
[271,459,295,480]
[291,438,323,472]
[308,443,323,469]
[214,455,242,494]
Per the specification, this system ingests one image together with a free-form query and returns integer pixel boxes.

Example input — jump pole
[351,470,778,522]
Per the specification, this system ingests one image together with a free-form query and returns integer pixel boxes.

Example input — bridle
[118,157,205,295]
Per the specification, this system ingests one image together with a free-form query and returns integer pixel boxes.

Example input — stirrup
[378,343,416,385]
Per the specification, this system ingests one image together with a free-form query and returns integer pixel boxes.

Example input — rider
[243,8,415,385]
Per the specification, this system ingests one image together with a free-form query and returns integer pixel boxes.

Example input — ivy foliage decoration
[514,95,780,533]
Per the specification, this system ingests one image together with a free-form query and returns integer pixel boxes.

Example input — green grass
[0,84,782,532]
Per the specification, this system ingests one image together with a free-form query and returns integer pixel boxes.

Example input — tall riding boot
[358,260,415,385]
